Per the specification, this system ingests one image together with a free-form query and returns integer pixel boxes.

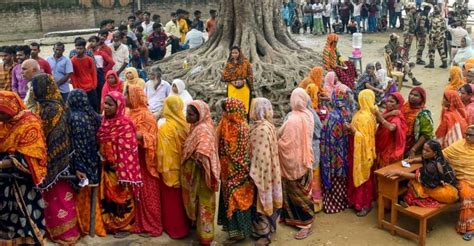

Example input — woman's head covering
[305,84,320,110]
[67,89,101,184]
[124,67,145,89]
[31,73,71,189]
[323,34,339,70]
[97,91,142,194]
[409,86,427,108]
[358,89,376,113]
[101,70,123,111]
[446,66,465,91]
[162,95,189,130]
[250,97,274,122]
[324,71,337,95]
[170,79,193,111]
[299,66,324,89]
[388,92,406,111]
[444,90,468,120]
[182,100,220,191]
[290,88,311,112]
[0,91,47,186]
[127,85,148,110]
[453,36,474,67]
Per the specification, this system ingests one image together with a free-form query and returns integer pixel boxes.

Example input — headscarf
[97,91,142,196]
[221,46,255,88]
[465,84,474,125]
[126,85,159,179]
[182,100,220,191]
[375,92,408,165]
[217,98,254,218]
[320,85,351,189]
[356,63,378,96]
[436,90,468,147]
[0,91,47,186]
[463,62,474,79]
[124,67,146,90]
[324,71,337,96]
[249,98,283,216]
[67,89,101,185]
[443,137,474,186]
[323,33,339,71]
[32,74,71,189]
[453,36,474,68]
[156,95,190,188]
[402,87,427,145]
[299,66,324,90]
[278,88,314,180]
[445,66,465,91]
[101,70,123,112]
[170,79,194,113]
[351,89,377,187]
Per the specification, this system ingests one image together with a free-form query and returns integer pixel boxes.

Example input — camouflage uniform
[385,39,417,83]
[428,13,447,64]
[403,11,417,60]
[453,1,470,28]
[415,10,430,62]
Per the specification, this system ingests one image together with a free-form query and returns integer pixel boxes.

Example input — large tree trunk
[157,0,320,121]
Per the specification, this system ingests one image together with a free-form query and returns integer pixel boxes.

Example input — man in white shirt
[352,0,363,32]
[312,0,324,35]
[141,11,155,38]
[185,24,205,49]
[108,31,129,77]
[165,12,181,54]
[323,0,332,33]
[145,66,171,119]
[447,23,469,60]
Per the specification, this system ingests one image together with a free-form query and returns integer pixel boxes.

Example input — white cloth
[352,3,363,16]
[312,3,323,18]
[184,29,205,49]
[141,21,155,36]
[108,43,130,73]
[170,79,193,114]
[145,79,171,114]
[448,26,469,47]
[376,69,392,89]
[323,3,332,17]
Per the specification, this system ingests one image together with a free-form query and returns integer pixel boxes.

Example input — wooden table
[374,162,421,235]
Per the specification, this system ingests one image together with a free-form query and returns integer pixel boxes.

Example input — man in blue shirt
[47,42,73,102]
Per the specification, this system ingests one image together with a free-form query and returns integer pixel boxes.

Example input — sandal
[356,208,371,217]
[463,232,473,241]
[294,228,313,240]
[254,237,271,246]
[113,231,130,238]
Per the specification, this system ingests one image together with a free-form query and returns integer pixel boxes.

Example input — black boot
[412,78,422,86]
[425,61,434,68]
[440,61,448,68]
[416,59,426,65]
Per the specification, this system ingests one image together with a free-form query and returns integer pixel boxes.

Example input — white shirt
[165,21,181,38]
[108,43,130,73]
[145,79,171,113]
[185,29,205,49]
[352,3,363,16]
[323,4,332,17]
[448,26,469,47]
[141,21,155,36]
[312,3,323,18]
[394,2,403,12]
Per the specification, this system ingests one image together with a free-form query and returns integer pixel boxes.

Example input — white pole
[137,0,141,10]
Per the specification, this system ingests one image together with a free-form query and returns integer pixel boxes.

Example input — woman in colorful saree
[97,91,142,238]
[460,84,474,125]
[221,46,255,114]
[101,70,123,112]
[385,140,458,208]
[123,67,146,90]
[320,85,352,214]
[125,85,163,237]
[156,95,190,239]
[436,90,468,148]
[301,66,330,115]
[442,126,474,241]
[278,88,315,240]
[181,100,220,245]
[0,91,47,245]
[217,98,254,244]
[322,33,357,89]
[31,74,80,244]
[375,92,408,168]
[346,89,377,217]
[402,87,434,158]
[67,89,106,237]
[248,98,283,246]
[445,66,465,92]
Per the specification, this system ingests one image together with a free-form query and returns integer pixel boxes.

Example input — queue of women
[2,32,474,246]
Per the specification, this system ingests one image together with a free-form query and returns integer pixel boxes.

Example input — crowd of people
[1,1,474,246]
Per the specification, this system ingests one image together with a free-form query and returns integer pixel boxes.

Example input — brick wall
[0,0,219,40]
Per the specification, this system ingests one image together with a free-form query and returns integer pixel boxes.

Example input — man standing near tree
[165,12,182,54]
[47,42,74,102]
[206,10,218,38]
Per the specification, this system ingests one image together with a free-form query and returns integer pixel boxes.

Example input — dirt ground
[27,30,469,245]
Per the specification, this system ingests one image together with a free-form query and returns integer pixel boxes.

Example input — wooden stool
[349,56,363,73]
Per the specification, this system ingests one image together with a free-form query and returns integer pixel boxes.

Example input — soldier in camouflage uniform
[453,0,470,28]
[386,33,422,86]
[414,4,431,65]
[426,6,448,68]
[403,4,417,61]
